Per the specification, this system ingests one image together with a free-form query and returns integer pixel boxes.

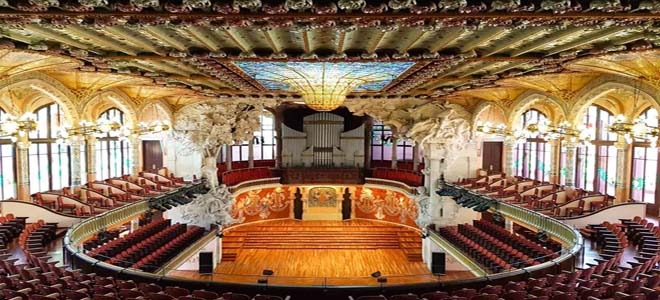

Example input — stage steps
[221,221,423,262]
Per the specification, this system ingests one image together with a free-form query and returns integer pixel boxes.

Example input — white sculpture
[179,184,236,228]
[172,101,264,189]
[413,186,432,229]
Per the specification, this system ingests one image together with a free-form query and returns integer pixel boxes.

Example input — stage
[167,219,474,286]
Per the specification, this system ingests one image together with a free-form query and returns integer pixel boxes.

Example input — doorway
[142,140,163,171]
[482,141,503,173]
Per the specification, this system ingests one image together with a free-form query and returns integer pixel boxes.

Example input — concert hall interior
[0,2,659,300]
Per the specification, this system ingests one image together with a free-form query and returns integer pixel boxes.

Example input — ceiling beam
[143,26,188,52]
[222,28,250,53]
[480,27,547,57]
[510,27,584,57]
[336,31,347,54]
[544,27,630,56]
[301,31,311,53]
[459,27,509,53]
[401,31,427,53]
[67,25,138,55]
[24,25,93,50]
[104,26,165,55]
[262,30,280,53]
[429,28,466,53]
[369,31,388,53]
[179,26,221,52]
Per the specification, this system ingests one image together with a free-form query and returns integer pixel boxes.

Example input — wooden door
[482,141,503,173]
[142,140,163,171]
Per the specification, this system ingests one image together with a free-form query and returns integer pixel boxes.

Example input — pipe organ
[282,112,364,168]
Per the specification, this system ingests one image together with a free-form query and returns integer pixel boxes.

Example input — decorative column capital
[16,141,31,150]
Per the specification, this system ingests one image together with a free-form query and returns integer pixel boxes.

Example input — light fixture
[475,121,527,144]
[0,113,38,142]
[56,119,170,145]
[525,119,592,145]
[610,114,659,148]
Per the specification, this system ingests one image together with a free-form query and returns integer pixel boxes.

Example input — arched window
[253,112,277,161]
[575,105,617,195]
[631,108,659,203]
[29,103,71,193]
[512,109,551,181]
[371,120,415,163]
[96,108,131,180]
[0,108,15,199]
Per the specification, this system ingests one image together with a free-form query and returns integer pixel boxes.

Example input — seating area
[18,219,58,256]
[0,214,26,249]
[217,160,276,174]
[370,161,424,172]
[221,167,273,186]
[436,219,558,273]
[454,174,616,218]
[87,219,205,272]
[0,251,291,300]
[371,168,424,187]
[350,218,660,300]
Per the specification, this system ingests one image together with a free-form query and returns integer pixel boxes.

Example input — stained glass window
[512,109,551,181]
[370,120,415,163]
[575,105,617,195]
[28,103,71,193]
[96,108,131,180]
[0,108,15,200]
[631,108,658,203]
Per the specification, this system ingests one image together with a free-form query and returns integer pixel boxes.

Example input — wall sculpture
[354,186,418,227]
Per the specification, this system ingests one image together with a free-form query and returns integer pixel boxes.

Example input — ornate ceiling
[0,0,657,113]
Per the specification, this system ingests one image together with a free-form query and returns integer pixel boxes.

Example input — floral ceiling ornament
[78,0,108,7]
[183,0,212,8]
[338,0,365,11]
[234,0,262,10]
[285,0,313,10]
[130,0,159,8]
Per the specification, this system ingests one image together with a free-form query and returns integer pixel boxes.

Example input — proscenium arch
[81,89,138,127]
[508,91,567,129]
[0,73,80,125]
[570,75,660,126]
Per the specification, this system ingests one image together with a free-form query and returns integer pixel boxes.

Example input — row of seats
[0,214,26,248]
[18,220,58,256]
[221,167,272,186]
[457,224,539,268]
[216,160,276,174]
[0,249,289,300]
[89,219,171,260]
[437,226,513,273]
[473,220,557,261]
[371,168,423,187]
[106,223,189,267]
[370,161,424,172]
[133,225,205,272]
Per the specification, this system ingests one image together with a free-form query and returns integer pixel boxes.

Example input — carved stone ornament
[285,0,313,10]
[338,0,365,11]
[130,0,159,8]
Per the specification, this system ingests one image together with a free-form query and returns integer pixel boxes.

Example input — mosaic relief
[355,187,418,226]
[308,187,338,208]
[232,187,291,222]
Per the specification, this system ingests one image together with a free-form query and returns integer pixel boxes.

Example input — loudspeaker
[199,252,213,274]
[431,252,446,275]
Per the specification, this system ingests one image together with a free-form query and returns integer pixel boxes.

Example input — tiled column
[548,139,560,184]
[391,136,398,169]
[563,142,577,187]
[503,140,516,177]
[248,138,254,168]
[69,139,83,186]
[615,140,631,203]
[86,136,97,183]
[412,144,420,172]
[15,137,31,201]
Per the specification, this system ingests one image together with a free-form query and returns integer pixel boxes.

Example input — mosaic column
[15,137,31,201]
[225,144,232,171]
[563,142,577,187]
[391,136,398,169]
[248,138,254,168]
[503,140,516,177]
[69,139,83,186]
[615,140,630,203]
[130,136,141,175]
[412,144,420,172]
[86,136,97,183]
[548,139,560,184]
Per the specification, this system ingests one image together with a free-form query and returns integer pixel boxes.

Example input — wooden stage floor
[167,220,474,287]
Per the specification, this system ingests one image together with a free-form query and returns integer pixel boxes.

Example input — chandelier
[56,119,169,145]
[610,114,659,147]
[525,120,593,145]
[234,62,414,111]
[0,113,38,142]
[476,120,592,145]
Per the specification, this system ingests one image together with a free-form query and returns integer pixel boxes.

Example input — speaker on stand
[431,252,446,275]
[199,252,213,274]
